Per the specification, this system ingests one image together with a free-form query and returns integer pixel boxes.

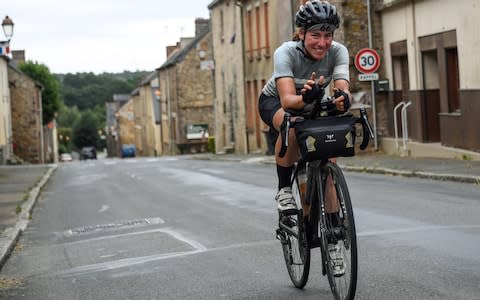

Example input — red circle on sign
[354,48,380,74]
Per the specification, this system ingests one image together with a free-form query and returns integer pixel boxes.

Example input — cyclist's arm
[276,77,305,110]
[333,79,352,112]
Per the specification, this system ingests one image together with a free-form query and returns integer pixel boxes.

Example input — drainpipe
[235,0,249,154]
[367,0,378,150]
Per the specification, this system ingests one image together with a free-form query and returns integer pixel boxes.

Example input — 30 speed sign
[354,48,380,74]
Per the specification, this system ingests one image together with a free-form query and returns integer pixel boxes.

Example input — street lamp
[2,16,14,41]
[1,15,14,55]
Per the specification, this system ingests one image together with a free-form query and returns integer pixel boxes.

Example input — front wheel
[279,210,310,288]
[279,174,310,288]
[319,162,357,300]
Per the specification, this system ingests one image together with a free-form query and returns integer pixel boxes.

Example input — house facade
[137,72,162,156]
[157,19,214,155]
[380,0,480,152]
[209,0,247,154]
[236,0,298,154]
[8,63,44,163]
[0,56,12,164]
[117,98,136,148]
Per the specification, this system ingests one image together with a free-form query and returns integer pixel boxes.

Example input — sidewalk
[0,164,57,269]
[194,151,480,184]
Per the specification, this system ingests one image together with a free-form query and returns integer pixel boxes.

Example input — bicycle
[275,95,374,300]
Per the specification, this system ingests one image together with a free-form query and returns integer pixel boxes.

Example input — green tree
[56,103,81,128]
[19,61,61,124]
[58,71,147,110]
[72,112,99,150]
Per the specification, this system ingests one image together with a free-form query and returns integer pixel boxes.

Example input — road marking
[61,217,165,237]
[59,227,207,276]
[98,205,109,213]
[59,238,276,277]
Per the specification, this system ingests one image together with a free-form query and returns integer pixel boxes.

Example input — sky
[2,0,212,74]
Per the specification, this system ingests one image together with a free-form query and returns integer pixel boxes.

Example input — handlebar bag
[294,115,356,161]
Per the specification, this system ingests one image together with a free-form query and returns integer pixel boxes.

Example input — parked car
[121,144,136,158]
[60,153,73,162]
[80,147,97,160]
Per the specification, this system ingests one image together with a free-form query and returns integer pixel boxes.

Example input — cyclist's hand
[302,73,325,104]
[333,88,351,112]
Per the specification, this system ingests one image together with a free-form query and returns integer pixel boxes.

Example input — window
[246,9,254,61]
[263,1,270,57]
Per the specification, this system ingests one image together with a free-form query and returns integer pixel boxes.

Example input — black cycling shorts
[259,93,282,130]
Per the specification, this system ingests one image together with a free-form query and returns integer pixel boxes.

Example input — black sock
[277,165,293,190]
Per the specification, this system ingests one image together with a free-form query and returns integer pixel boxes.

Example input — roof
[207,0,221,9]
[157,27,210,71]
[139,71,158,86]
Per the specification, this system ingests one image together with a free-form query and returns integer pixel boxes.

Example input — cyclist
[258,0,351,276]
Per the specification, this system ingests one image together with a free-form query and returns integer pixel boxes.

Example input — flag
[0,41,9,55]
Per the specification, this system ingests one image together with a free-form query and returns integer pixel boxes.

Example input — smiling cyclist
[258,0,352,214]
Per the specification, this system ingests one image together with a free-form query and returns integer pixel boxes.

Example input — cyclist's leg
[259,94,299,212]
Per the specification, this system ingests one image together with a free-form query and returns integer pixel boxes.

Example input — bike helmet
[295,0,340,32]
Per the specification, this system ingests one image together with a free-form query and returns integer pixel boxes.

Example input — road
[1,156,479,299]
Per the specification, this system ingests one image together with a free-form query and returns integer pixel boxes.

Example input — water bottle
[298,165,307,202]
[298,165,310,215]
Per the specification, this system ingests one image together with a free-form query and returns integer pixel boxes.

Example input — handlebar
[278,99,375,158]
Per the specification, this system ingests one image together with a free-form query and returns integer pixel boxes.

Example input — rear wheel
[279,175,310,288]
[319,162,357,300]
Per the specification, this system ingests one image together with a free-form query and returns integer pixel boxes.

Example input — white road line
[59,227,207,276]
[98,205,109,213]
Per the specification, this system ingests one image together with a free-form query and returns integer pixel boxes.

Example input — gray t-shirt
[262,40,349,97]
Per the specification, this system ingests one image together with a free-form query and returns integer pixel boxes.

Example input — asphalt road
[1,157,479,299]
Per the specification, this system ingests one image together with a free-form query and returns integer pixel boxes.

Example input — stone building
[105,94,129,157]
[157,19,214,155]
[208,0,247,154]
[136,72,162,156]
[116,99,135,147]
[234,0,298,154]
[8,63,44,163]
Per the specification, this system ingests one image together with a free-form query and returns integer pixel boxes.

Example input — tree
[72,113,99,150]
[18,61,61,124]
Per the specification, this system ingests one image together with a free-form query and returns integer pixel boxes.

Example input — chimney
[12,50,25,64]
[166,45,179,58]
[195,18,210,37]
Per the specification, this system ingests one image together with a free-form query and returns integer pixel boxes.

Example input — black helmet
[295,0,340,31]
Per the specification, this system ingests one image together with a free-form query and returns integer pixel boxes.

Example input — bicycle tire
[279,174,310,288]
[318,162,358,300]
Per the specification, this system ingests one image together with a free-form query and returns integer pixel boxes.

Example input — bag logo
[345,132,354,148]
[306,135,316,152]
[325,133,336,143]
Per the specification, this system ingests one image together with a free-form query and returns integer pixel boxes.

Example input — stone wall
[8,67,44,163]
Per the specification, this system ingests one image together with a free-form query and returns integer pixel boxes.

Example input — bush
[207,136,215,153]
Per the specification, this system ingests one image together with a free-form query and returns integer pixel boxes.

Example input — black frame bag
[295,115,356,161]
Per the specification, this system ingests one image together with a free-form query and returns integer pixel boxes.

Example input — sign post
[354,47,380,150]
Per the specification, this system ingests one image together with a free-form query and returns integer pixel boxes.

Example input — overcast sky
[2,0,212,74]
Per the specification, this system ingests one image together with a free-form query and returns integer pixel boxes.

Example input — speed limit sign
[354,48,380,74]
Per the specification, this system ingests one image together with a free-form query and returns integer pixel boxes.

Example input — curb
[339,165,480,184]
[0,164,57,270]
[192,155,479,184]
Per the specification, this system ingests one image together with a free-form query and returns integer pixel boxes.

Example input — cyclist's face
[303,30,333,60]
